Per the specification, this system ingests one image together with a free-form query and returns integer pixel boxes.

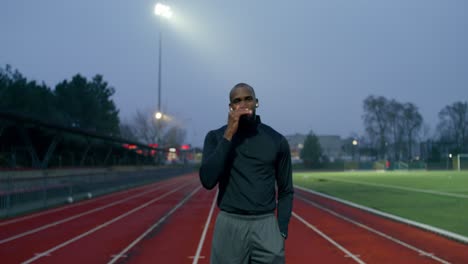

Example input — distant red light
[123,144,137,150]
[181,144,190,150]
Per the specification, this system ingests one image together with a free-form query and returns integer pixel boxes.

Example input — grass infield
[293,170,468,237]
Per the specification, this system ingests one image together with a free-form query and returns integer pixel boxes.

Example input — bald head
[229,83,256,101]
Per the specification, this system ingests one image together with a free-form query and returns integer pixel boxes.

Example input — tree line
[0,64,186,146]
[301,95,468,167]
[0,65,188,168]
[2,64,465,167]
[362,95,467,161]
[0,64,120,136]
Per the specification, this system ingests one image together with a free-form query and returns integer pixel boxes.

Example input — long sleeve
[276,137,294,237]
[199,130,232,190]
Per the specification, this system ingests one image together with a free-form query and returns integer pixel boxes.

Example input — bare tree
[401,103,423,160]
[119,121,138,142]
[129,108,187,147]
[163,126,187,147]
[363,95,390,159]
[437,101,468,152]
[387,99,404,161]
[363,96,423,161]
[132,109,160,144]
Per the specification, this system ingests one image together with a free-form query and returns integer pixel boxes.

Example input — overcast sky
[2,0,467,147]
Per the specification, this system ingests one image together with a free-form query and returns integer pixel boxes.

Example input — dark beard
[239,113,256,128]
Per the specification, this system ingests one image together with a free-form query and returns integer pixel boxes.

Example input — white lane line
[0,175,188,226]
[322,178,468,199]
[0,189,131,226]
[295,194,452,264]
[21,182,196,264]
[108,185,202,264]
[295,185,468,244]
[345,255,360,258]
[293,212,366,264]
[0,180,186,244]
[192,189,218,264]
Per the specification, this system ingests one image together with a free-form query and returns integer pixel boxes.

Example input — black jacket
[199,116,293,236]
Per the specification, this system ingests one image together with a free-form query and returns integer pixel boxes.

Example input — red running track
[0,173,467,264]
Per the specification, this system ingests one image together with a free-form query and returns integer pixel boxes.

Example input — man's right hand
[224,107,252,141]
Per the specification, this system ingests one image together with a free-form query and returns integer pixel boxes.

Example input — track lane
[191,189,218,264]
[0,177,197,263]
[286,213,358,263]
[23,181,200,264]
[113,188,217,264]
[295,188,468,263]
[294,192,451,263]
[139,186,361,264]
[192,207,219,264]
[0,174,191,228]
[0,174,191,242]
[2,174,467,264]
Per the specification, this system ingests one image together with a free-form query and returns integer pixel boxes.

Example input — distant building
[285,133,306,164]
[318,135,344,162]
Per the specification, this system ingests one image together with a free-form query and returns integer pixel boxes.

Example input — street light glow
[154,3,173,19]
[352,139,358,146]
[155,112,163,120]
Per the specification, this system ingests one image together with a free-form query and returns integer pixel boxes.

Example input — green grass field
[293,170,468,237]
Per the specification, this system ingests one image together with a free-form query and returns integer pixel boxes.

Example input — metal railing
[0,166,194,218]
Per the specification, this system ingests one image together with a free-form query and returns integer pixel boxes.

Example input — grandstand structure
[0,111,162,169]
[0,111,196,218]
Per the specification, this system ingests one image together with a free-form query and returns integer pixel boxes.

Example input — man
[199,83,294,264]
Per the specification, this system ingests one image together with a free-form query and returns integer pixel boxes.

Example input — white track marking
[0,180,190,244]
[21,182,196,264]
[110,254,127,259]
[192,189,218,264]
[322,178,468,199]
[0,187,135,226]
[0,175,189,226]
[293,212,366,264]
[295,193,451,264]
[295,185,468,244]
[108,186,202,264]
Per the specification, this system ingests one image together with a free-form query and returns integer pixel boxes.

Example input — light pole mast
[157,30,162,116]
[154,3,172,164]
[154,3,172,116]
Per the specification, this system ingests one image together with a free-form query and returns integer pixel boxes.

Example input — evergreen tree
[300,131,323,168]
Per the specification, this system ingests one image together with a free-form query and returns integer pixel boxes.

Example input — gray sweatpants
[210,211,285,264]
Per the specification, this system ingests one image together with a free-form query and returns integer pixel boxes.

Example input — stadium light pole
[352,139,358,162]
[447,153,452,170]
[154,3,172,164]
[154,3,172,117]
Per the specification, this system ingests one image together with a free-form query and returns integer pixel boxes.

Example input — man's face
[229,86,257,120]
